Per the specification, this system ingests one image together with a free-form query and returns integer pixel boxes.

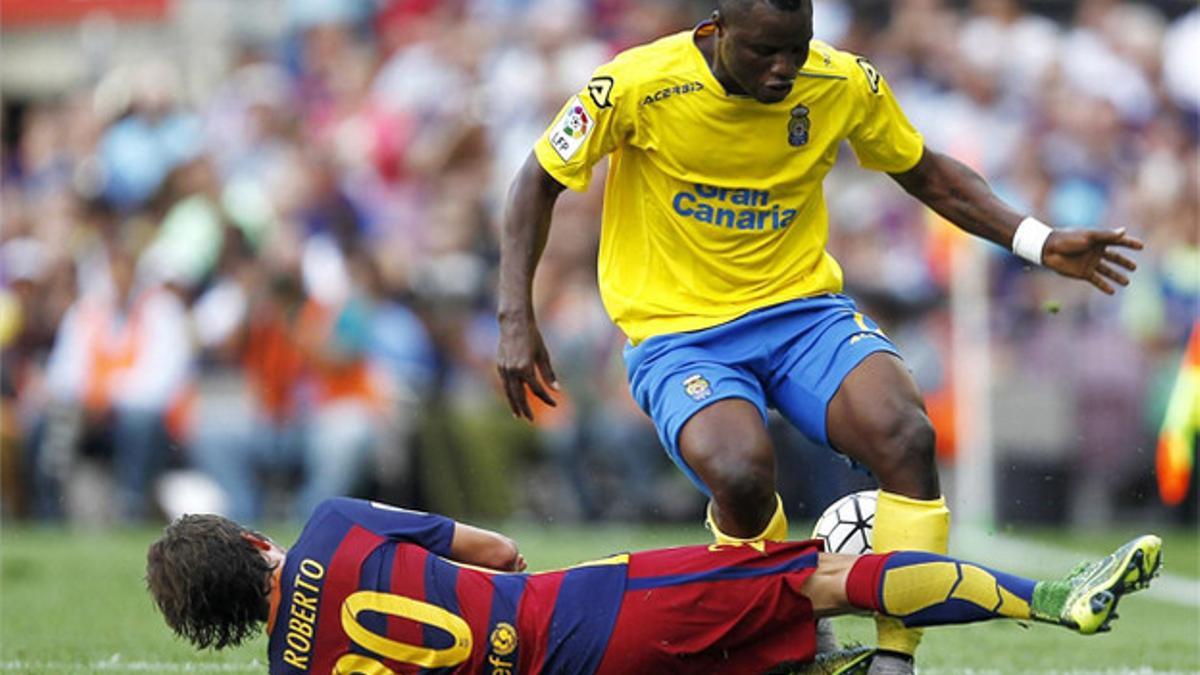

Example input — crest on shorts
[683,374,712,401]
[788,104,810,147]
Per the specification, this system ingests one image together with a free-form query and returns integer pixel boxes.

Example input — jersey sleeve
[846,57,924,174]
[316,497,455,556]
[533,63,632,192]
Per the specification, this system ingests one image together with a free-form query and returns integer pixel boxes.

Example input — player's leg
[825,352,940,499]
[803,535,1162,634]
[762,297,946,669]
[825,351,948,669]
[624,329,787,543]
[679,399,785,539]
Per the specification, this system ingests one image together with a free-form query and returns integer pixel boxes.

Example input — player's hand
[496,313,559,420]
[495,536,528,572]
[1042,227,1143,295]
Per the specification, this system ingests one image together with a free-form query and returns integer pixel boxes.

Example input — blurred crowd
[0,0,1195,526]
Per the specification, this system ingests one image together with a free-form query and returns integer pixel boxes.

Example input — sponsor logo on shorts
[683,374,712,401]
[847,312,886,345]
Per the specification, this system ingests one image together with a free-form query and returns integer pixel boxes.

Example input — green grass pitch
[1,521,1196,673]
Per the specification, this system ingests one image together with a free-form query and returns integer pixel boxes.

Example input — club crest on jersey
[683,374,712,401]
[788,104,810,147]
[486,621,518,674]
[548,96,592,161]
[489,622,518,656]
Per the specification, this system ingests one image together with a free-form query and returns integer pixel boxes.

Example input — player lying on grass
[146,497,1161,675]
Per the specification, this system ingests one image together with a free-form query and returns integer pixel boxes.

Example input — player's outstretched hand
[497,315,559,420]
[1042,227,1143,295]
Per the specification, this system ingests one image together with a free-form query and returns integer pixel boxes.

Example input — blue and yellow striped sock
[847,551,1037,627]
[872,491,950,654]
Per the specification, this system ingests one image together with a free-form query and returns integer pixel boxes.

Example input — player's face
[714,3,813,104]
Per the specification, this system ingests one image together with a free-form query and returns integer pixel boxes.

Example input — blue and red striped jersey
[266,498,625,675]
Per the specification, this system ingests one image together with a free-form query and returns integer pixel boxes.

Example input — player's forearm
[450,523,525,571]
[497,154,564,323]
[891,148,1024,250]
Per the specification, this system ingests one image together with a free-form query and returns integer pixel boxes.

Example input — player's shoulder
[595,29,699,101]
[804,40,886,95]
[306,496,368,524]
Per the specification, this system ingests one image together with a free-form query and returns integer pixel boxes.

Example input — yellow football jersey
[534,23,924,344]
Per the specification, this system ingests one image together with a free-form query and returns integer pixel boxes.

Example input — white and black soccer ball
[811,490,877,554]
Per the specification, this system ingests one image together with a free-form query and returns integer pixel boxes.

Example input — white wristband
[1012,217,1053,265]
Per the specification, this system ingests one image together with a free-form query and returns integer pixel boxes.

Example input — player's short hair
[146,514,274,649]
[717,0,810,18]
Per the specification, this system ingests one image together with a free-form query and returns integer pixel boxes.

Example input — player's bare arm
[497,152,567,420]
[890,147,1144,294]
[450,522,528,572]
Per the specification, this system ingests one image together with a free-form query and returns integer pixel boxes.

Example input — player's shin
[845,551,1036,626]
[706,493,789,545]
[871,491,950,656]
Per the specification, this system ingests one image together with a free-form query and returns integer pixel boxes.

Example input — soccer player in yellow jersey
[497,2,1144,672]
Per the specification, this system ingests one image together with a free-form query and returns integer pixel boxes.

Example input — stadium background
[0,0,1197,672]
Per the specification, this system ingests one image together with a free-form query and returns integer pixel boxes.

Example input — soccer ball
[811,490,877,554]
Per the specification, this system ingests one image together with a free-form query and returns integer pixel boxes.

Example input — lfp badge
[562,103,590,139]
[548,96,593,161]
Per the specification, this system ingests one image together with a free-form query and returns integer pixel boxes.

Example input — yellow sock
[706,493,789,545]
[872,490,951,656]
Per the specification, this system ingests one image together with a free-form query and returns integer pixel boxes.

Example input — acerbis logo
[641,81,704,106]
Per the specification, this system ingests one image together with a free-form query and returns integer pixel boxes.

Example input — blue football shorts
[623,294,900,495]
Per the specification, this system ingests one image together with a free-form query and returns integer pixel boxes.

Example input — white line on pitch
[955,529,1200,609]
[0,661,262,672]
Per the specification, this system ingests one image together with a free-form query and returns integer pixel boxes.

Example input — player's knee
[898,411,936,466]
[706,452,775,517]
[686,425,772,481]
[873,410,937,495]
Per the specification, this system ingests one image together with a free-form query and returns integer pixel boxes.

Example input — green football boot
[765,645,875,675]
[1031,534,1162,635]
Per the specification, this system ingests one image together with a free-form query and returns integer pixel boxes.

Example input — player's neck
[264,562,286,635]
[693,30,746,97]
